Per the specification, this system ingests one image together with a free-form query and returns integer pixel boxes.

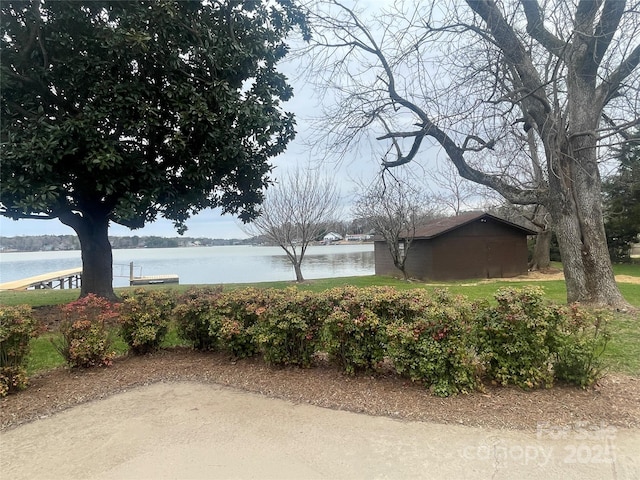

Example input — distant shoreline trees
[0,235,257,252]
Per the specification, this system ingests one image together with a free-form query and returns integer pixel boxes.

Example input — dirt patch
[615,274,640,285]
[2,348,639,433]
[517,268,566,281]
[477,269,640,286]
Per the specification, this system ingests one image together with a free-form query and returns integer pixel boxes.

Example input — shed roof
[409,211,537,239]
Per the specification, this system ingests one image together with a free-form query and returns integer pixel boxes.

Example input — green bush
[174,287,223,351]
[0,305,38,396]
[55,294,117,368]
[253,289,321,367]
[474,287,611,389]
[212,288,265,359]
[474,287,556,389]
[386,291,479,397]
[119,289,176,354]
[370,287,432,323]
[550,304,610,387]
[320,287,388,374]
[173,287,264,357]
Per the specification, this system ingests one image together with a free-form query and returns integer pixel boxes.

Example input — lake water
[0,244,374,287]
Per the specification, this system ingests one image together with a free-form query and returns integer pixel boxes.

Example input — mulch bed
[2,347,639,433]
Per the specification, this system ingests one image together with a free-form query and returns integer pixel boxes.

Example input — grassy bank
[3,261,639,306]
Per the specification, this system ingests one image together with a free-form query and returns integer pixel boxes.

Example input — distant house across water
[323,232,343,243]
[374,211,536,281]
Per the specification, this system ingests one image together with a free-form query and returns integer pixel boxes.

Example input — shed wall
[374,217,530,281]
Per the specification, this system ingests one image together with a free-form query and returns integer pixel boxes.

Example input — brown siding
[374,240,433,279]
[374,241,399,277]
[405,240,432,279]
[375,216,531,281]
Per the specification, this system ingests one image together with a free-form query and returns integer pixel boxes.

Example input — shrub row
[1,286,609,397]
[172,285,610,396]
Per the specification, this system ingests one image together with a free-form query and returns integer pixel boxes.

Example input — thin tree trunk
[293,262,304,282]
[395,256,410,280]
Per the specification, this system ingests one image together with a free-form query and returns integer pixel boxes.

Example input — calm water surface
[0,244,374,287]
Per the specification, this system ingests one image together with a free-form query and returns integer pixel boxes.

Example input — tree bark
[59,208,117,301]
[527,205,552,271]
[293,262,304,282]
[529,228,551,271]
[550,193,625,307]
[385,239,410,280]
[543,81,627,308]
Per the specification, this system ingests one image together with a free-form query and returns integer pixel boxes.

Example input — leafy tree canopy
[1,0,308,231]
[0,0,308,298]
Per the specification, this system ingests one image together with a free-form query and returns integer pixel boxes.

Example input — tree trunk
[59,208,117,300]
[394,260,409,280]
[551,198,625,308]
[293,262,304,282]
[279,245,306,282]
[543,96,628,309]
[529,229,551,271]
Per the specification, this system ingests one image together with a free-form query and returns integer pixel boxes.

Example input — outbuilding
[374,211,536,281]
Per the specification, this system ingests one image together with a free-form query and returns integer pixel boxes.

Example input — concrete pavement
[1,382,638,479]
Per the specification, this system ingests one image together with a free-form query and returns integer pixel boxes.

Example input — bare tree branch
[302,0,638,306]
[598,43,640,104]
[521,0,567,57]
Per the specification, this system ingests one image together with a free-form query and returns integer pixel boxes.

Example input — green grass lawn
[4,264,639,377]
[3,262,639,306]
[601,314,640,375]
[27,334,65,374]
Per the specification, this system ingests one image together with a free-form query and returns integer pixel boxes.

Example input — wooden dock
[0,263,179,291]
[128,262,179,286]
[129,274,179,286]
[0,267,83,291]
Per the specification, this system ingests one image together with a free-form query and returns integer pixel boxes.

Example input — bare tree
[244,167,340,282]
[428,159,494,216]
[302,0,640,308]
[354,173,437,280]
